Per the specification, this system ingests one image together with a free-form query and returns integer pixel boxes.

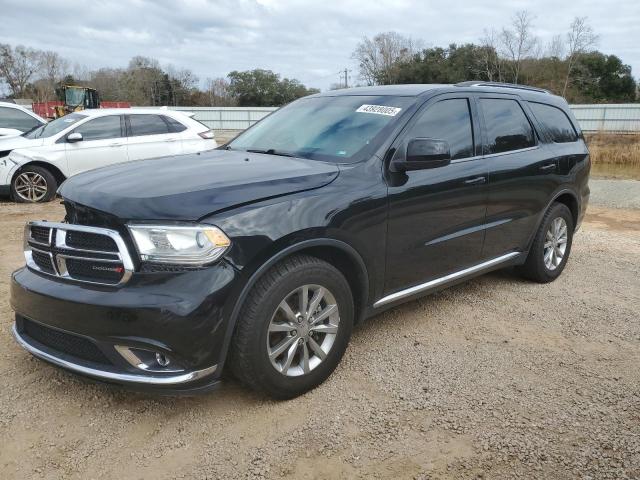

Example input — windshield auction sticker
[356,104,402,116]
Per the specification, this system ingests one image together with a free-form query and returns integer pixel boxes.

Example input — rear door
[477,95,559,259]
[64,115,127,176]
[384,94,488,294]
[125,114,183,160]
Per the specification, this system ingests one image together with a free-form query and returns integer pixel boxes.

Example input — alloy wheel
[14,172,48,202]
[266,284,340,377]
[543,217,568,271]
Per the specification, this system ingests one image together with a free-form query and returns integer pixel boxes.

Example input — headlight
[127,224,231,266]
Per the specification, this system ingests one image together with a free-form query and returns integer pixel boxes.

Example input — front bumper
[10,262,239,393]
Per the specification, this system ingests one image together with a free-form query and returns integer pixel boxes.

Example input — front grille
[24,221,133,286]
[22,318,111,366]
[66,230,118,252]
[30,226,51,244]
[31,249,55,273]
[66,258,124,283]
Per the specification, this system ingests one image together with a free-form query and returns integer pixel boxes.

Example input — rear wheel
[11,166,57,203]
[518,203,574,283]
[229,255,353,399]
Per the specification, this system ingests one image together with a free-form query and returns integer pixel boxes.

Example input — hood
[59,149,340,221]
[0,135,44,153]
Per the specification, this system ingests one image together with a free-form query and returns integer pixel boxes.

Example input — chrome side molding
[373,251,520,308]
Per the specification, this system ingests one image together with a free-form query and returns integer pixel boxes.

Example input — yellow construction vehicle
[54,85,100,118]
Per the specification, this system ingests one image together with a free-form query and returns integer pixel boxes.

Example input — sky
[0,0,638,92]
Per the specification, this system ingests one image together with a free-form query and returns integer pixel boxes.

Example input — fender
[523,187,580,258]
[216,238,370,374]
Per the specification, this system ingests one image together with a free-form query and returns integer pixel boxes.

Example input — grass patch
[585,133,640,166]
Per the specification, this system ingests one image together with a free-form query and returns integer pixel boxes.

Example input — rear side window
[73,115,123,140]
[480,99,535,154]
[528,102,578,143]
[129,115,170,136]
[0,106,42,132]
[164,116,187,133]
[407,98,474,160]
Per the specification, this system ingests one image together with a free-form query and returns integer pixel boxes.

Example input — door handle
[464,176,486,185]
[540,163,556,172]
[108,142,124,147]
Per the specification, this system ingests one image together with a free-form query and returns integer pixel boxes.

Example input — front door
[65,115,127,176]
[384,95,488,294]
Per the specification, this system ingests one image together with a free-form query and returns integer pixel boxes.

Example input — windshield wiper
[246,148,295,157]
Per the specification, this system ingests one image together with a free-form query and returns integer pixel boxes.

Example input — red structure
[32,101,131,119]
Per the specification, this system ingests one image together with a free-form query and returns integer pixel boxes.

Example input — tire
[229,254,354,399]
[518,202,574,283]
[11,166,57,203]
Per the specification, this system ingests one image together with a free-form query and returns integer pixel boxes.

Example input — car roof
[80,108,193,119]
[313,82,568,107]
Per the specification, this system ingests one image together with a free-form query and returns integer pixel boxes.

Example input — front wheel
[11,166,57,203]
[229,255,354,399]
[518,202,574,283]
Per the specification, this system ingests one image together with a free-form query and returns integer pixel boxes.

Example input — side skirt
[373,251,521,308]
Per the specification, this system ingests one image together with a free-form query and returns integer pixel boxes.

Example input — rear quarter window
[528,102,578,143]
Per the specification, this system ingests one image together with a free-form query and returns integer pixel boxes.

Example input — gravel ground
[589,178,640,209]
[1,184,639,480]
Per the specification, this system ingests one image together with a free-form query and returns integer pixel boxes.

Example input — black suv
[11,82,590,398]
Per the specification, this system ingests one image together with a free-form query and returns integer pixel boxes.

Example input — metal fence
[133,106,277,130]
[569,104,640,133]
[141,104,640,133]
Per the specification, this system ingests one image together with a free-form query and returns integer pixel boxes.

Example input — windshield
[66,88,86,107]
[22,113,86,139]
[228,95,415,162]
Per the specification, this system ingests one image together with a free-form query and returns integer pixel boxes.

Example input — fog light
[115,345,183,373]
[155,352,170,367]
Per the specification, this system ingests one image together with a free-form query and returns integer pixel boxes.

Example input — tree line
[351,13,637,103]
[0,45,319,107]
[1,11,637,106]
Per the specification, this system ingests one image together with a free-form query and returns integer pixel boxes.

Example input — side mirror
[392,138,451,172]
[67,132,83,143]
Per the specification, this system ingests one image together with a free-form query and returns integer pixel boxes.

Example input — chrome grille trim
[24,221,134,287]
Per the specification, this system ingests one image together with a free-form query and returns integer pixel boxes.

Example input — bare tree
[34,50,69,101]
[352,32,418,85]
[0,44,41,97]
[500,11,538,83]
[547,35,565,59]
[205,77,235,106]
[479,29,504,81]
[562,17,598,96]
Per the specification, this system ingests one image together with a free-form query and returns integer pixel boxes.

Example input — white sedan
[0,108,217,202]
[0,101,46,137]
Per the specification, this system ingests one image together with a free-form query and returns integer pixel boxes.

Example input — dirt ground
[1,182,639,479]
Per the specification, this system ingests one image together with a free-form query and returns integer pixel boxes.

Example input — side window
[480,99,536,154]
[129,115,171,136]
[164,116,187,133]
[0,107,42,132]
[528,102,578,143]
[408,98,474,160]
[73,116,123,141]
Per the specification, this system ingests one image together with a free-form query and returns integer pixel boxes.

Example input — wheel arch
[12,161,67,189]
[524,188,580,257]
[218,238,370,373]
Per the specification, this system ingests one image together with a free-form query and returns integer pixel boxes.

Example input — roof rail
[455,81,550,94]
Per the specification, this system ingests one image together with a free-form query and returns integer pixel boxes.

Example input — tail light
[198,129,215,139]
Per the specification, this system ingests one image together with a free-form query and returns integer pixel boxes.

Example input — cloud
[0,0,637,91]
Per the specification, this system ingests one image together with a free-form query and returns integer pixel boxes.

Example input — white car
[0,108,217,202]
[0,101,46,137]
